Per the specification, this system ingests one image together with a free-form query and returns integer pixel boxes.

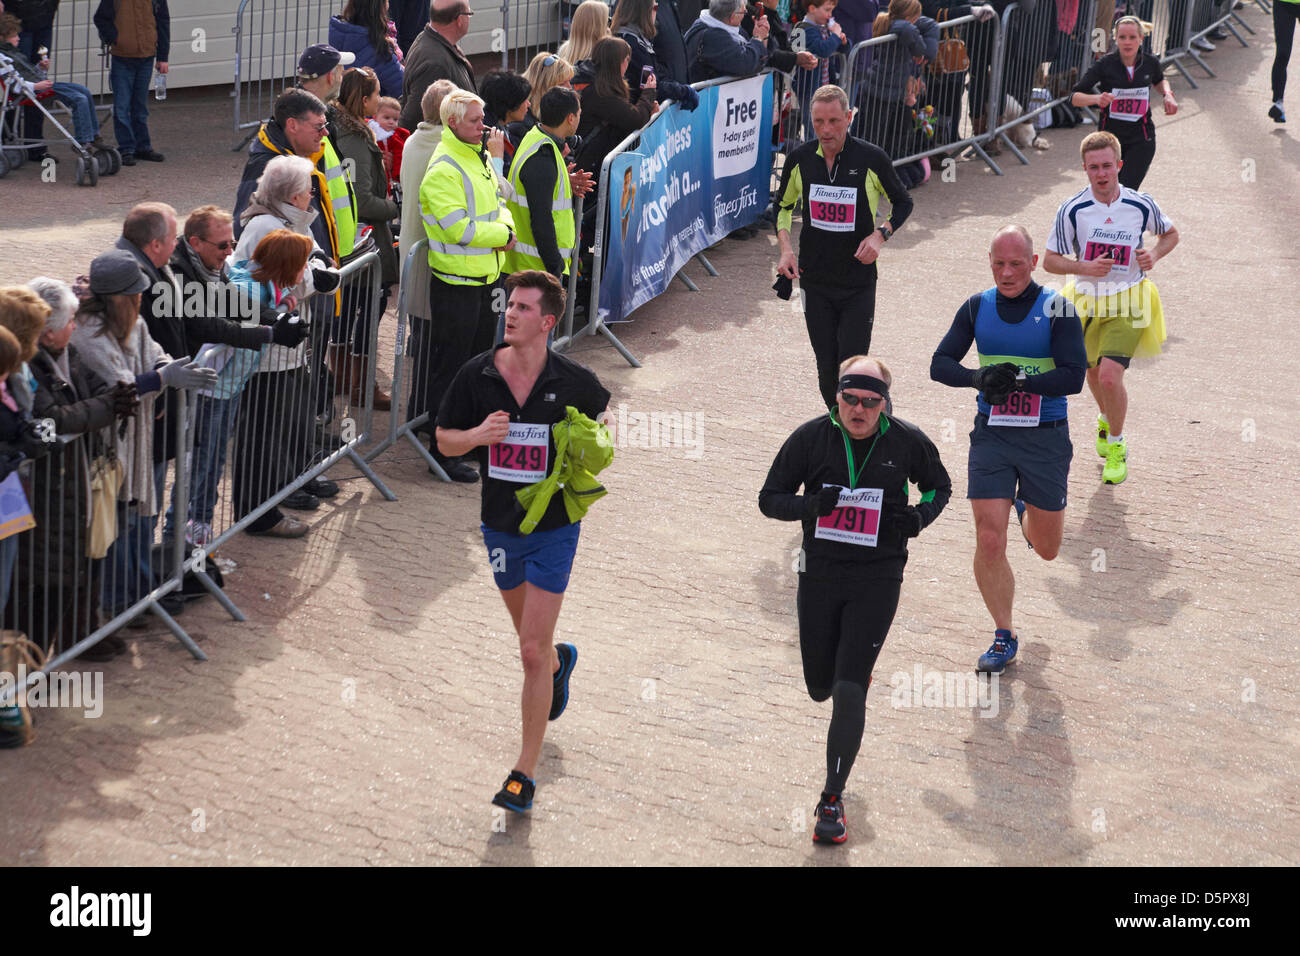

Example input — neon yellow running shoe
[1096,416,1110,458]
[1103,440,1128,484]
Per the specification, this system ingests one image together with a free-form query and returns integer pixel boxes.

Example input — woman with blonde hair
[559,0,610,66]
[524,51,576,120]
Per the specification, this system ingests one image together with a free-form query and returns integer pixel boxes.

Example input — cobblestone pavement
[1,16,1297,865]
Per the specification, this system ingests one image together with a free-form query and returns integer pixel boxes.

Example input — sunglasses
[200,237,235,251]
[841,393,884,408]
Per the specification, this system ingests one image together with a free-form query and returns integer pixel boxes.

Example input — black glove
[772,274,793,300]
[310,256,342,295]
[110,381,139,419]
[803,485,842,519]
[15,418,52,460]
[882,504,924,538]
[972,362,1019,407]
[270,313,310,347]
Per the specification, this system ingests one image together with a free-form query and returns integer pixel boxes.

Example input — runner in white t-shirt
[1044,131,1180,485]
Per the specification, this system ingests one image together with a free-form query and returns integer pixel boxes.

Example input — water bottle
[154,69,167,100]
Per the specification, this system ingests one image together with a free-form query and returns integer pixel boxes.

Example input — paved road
[1,13,1296,864]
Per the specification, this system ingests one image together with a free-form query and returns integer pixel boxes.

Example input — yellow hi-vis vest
[321,136,357,259]
[258,124,357,262]
[420,128,514,285]
[503,126,575,276]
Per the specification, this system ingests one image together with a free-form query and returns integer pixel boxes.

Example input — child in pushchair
[0,12,119,182]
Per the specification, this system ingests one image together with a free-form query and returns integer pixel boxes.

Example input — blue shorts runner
[481,521,582,593]
[967,414,1072,511]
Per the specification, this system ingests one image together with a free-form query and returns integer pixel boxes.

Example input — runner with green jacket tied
[436,271,612,815]
[759,355,950,845]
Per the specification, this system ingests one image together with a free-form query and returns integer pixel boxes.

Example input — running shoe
[1096,416,1109,457]
[1103,440,1128,484]
[491,770,535,813]
[1013,498,1032,550]
[977,629,1018,674]
[549,643,578,721]
[813,793,847,844]
[1269,103,1286,123]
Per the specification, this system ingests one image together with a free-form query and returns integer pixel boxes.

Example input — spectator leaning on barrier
[744,0,819,74]
[330,0,406,99]
[613,0,700,108]
[22,278,134,660]
[415,88,515,483]
[169,206,311,547]
[399,78,455,271]
[92,0,168,166]
[70,251,217,622]
[682,0,770,83]
[226,230,324,539]
[399,0,477,132]
[0,320,40,624]
[333,65,399,412]
[576,37,657,182]
[505,86,582,282]
[858,0,927,161]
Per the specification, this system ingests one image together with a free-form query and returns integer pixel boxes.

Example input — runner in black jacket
[759,355,949,845]
[776,85,912,409]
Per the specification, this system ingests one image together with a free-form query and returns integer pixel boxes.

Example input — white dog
[1002,94,1051,151]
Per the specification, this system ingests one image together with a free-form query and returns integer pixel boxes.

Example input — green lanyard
[833,410,883,489]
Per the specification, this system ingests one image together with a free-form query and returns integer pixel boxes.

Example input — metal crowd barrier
[45,0,113,103]
[188,249,396,620]
[846,12,1006,175]
[5,381,206,686]
[501,0,566,72]
[232,0,334,148]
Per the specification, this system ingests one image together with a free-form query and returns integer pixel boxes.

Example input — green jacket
[515,407,614,534]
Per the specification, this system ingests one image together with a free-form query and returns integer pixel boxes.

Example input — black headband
[838,374,890,399]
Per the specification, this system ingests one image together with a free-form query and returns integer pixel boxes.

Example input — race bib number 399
[814,486,883,548]
[808,184,857,233]
[488,422,550,483]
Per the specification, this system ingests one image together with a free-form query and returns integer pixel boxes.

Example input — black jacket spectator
[682,8,769,82]
[399,23,476,132]
[655,0,690,84]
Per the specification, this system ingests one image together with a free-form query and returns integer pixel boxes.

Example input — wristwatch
[878,223,893,242]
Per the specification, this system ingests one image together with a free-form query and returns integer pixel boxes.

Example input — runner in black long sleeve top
[759,356,949,846]
[775,87,913,409]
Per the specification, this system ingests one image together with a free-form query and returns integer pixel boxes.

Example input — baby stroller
[0,49,120,185]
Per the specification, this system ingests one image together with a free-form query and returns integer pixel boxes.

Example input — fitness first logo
[712,75,765,179]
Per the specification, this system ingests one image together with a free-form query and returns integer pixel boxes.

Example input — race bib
[488,422,550,483]
[808,184,857,233]
[1083,224,1137,278]
[988,391,1042,427]
[814,486,883,548]
[1108,86,1149,121]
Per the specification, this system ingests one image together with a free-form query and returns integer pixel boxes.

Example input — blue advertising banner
[598,73,775,324]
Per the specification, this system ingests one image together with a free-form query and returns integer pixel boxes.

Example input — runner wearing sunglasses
[930,225,1087,675]
[759,355,950,845]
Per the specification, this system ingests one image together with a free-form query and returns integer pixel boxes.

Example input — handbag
[930,12,970,75]
[0,630,47,747]
[87,452,124,559]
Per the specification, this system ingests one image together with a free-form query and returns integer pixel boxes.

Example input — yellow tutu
[1061,278,1166,365]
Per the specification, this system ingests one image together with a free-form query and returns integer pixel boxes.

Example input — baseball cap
[297,44,356,80]
[88,250,150,297]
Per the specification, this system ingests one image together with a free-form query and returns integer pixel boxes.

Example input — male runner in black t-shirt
[437,270,612,813]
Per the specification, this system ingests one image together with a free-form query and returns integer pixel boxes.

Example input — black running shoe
[813,792,847,844]
[1269,103,1286,123]
[549,643,577,721]
[491,770,535,813]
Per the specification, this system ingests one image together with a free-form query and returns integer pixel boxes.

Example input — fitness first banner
[598,72,774,324]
